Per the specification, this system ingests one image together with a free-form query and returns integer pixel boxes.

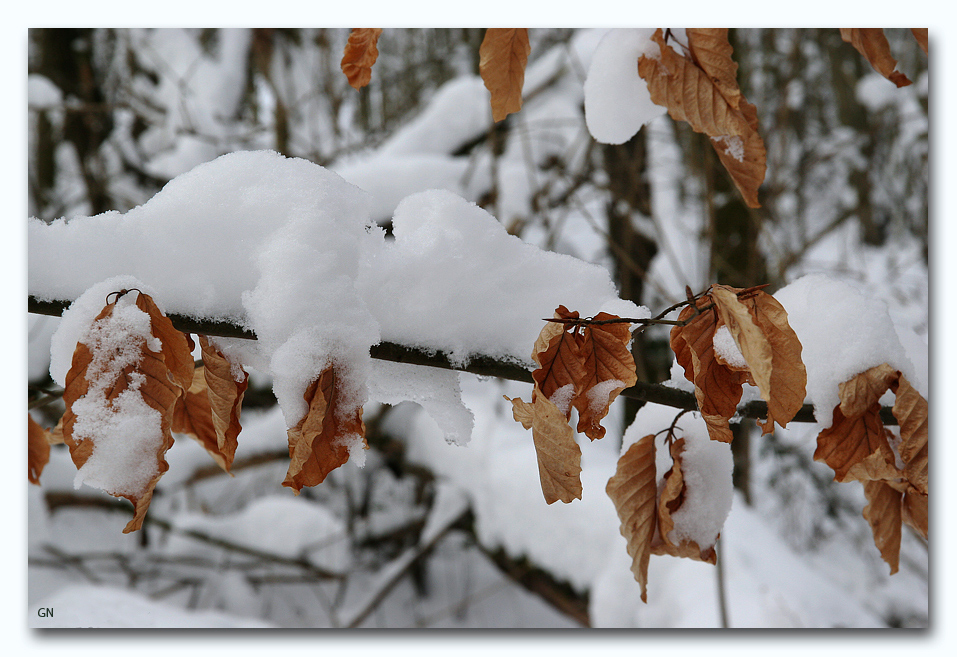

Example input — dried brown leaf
[479,28,530,122]
[670,297,746,443]
[283,365,366,493]
[28,414,50,485]
[574,315,637,441]
[840,29,912,88]
[606,433,657,602]
[862,480,902,574]
[711,285,806,434]
[652,438,717,563]
[911,28,928,55]
[815,404,894,483]
[61,291,193,533]
[200,335,248,470]
[341,28,383,90]
[891,373,927,494]
[639,29,766,207]
[508,390,583,504]
[902,488,927,539]
[531,306,585,417]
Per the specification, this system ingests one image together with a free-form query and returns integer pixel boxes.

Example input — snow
[774,273,921,424]
[622,403,734,551]
[164,495,352,573]
[584,29,666,145]
[33,152,644,446]
[713,325,748,369]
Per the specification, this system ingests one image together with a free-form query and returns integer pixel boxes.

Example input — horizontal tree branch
[27,295,897,426]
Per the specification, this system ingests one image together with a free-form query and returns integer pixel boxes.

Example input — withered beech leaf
[910,29,928,55]
[862,480,903,574]
[670,296,746,443]
[532,306,585,417]
[61,291,193,533]
[28,414,51,485]
[891,374,928,495]
[507,390,583,504]
[710,285,806,434]
[575,315,638,441]
[200,335,248,471]
[172,366,232,473]
[479,28,531,122]
[685,29,741,111]
[283,365,366,493]
[341,28,383,90]
[652,438,717,564]
[840,29,912,88]
[814,403,893,483]
[902,488,928,540]
[839,363,897,418]
[639,29,766,208]
[606,433,657,602]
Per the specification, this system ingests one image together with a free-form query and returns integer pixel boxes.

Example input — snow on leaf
[638,29,766,207]
[479,28,531,122]
[61,290,193,533]
[840,29,912,88]
[652,438,717,564]
[341,28,383,90]
[283,365,366,493]
[862,479,903,574]
[574,314,637,440]
[28,414,51,485]
[606,433,657,602]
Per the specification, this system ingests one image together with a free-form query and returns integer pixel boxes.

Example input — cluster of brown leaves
[606,431,722,602]
[505,305,636,504]
[336,27,925,211]
[814,364,927,573]
[638,29,766,208]
[670,284,807,442]
[840,29,927,88]
[29,291,246,532]
[27,290,378,530]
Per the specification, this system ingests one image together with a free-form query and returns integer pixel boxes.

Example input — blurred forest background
[27,28,928,627]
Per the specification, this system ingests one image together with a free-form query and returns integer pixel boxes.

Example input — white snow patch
[586,379,626,414]
[711,135,745,162]
[774,273,917,425]
[713,324,748,369]
[548,383,576,416]
[584,29,665,145]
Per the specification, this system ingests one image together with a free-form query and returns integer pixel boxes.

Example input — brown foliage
[605,433,657,602]
[670,285,805,443]
[28,414,51,485]
[638,29,766,208]
[283,365,366,493]
[840,29,912,88]
[61,291,193,533]
[341,28,383,90]
[479,28,530,122]
[814,365,928,573]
